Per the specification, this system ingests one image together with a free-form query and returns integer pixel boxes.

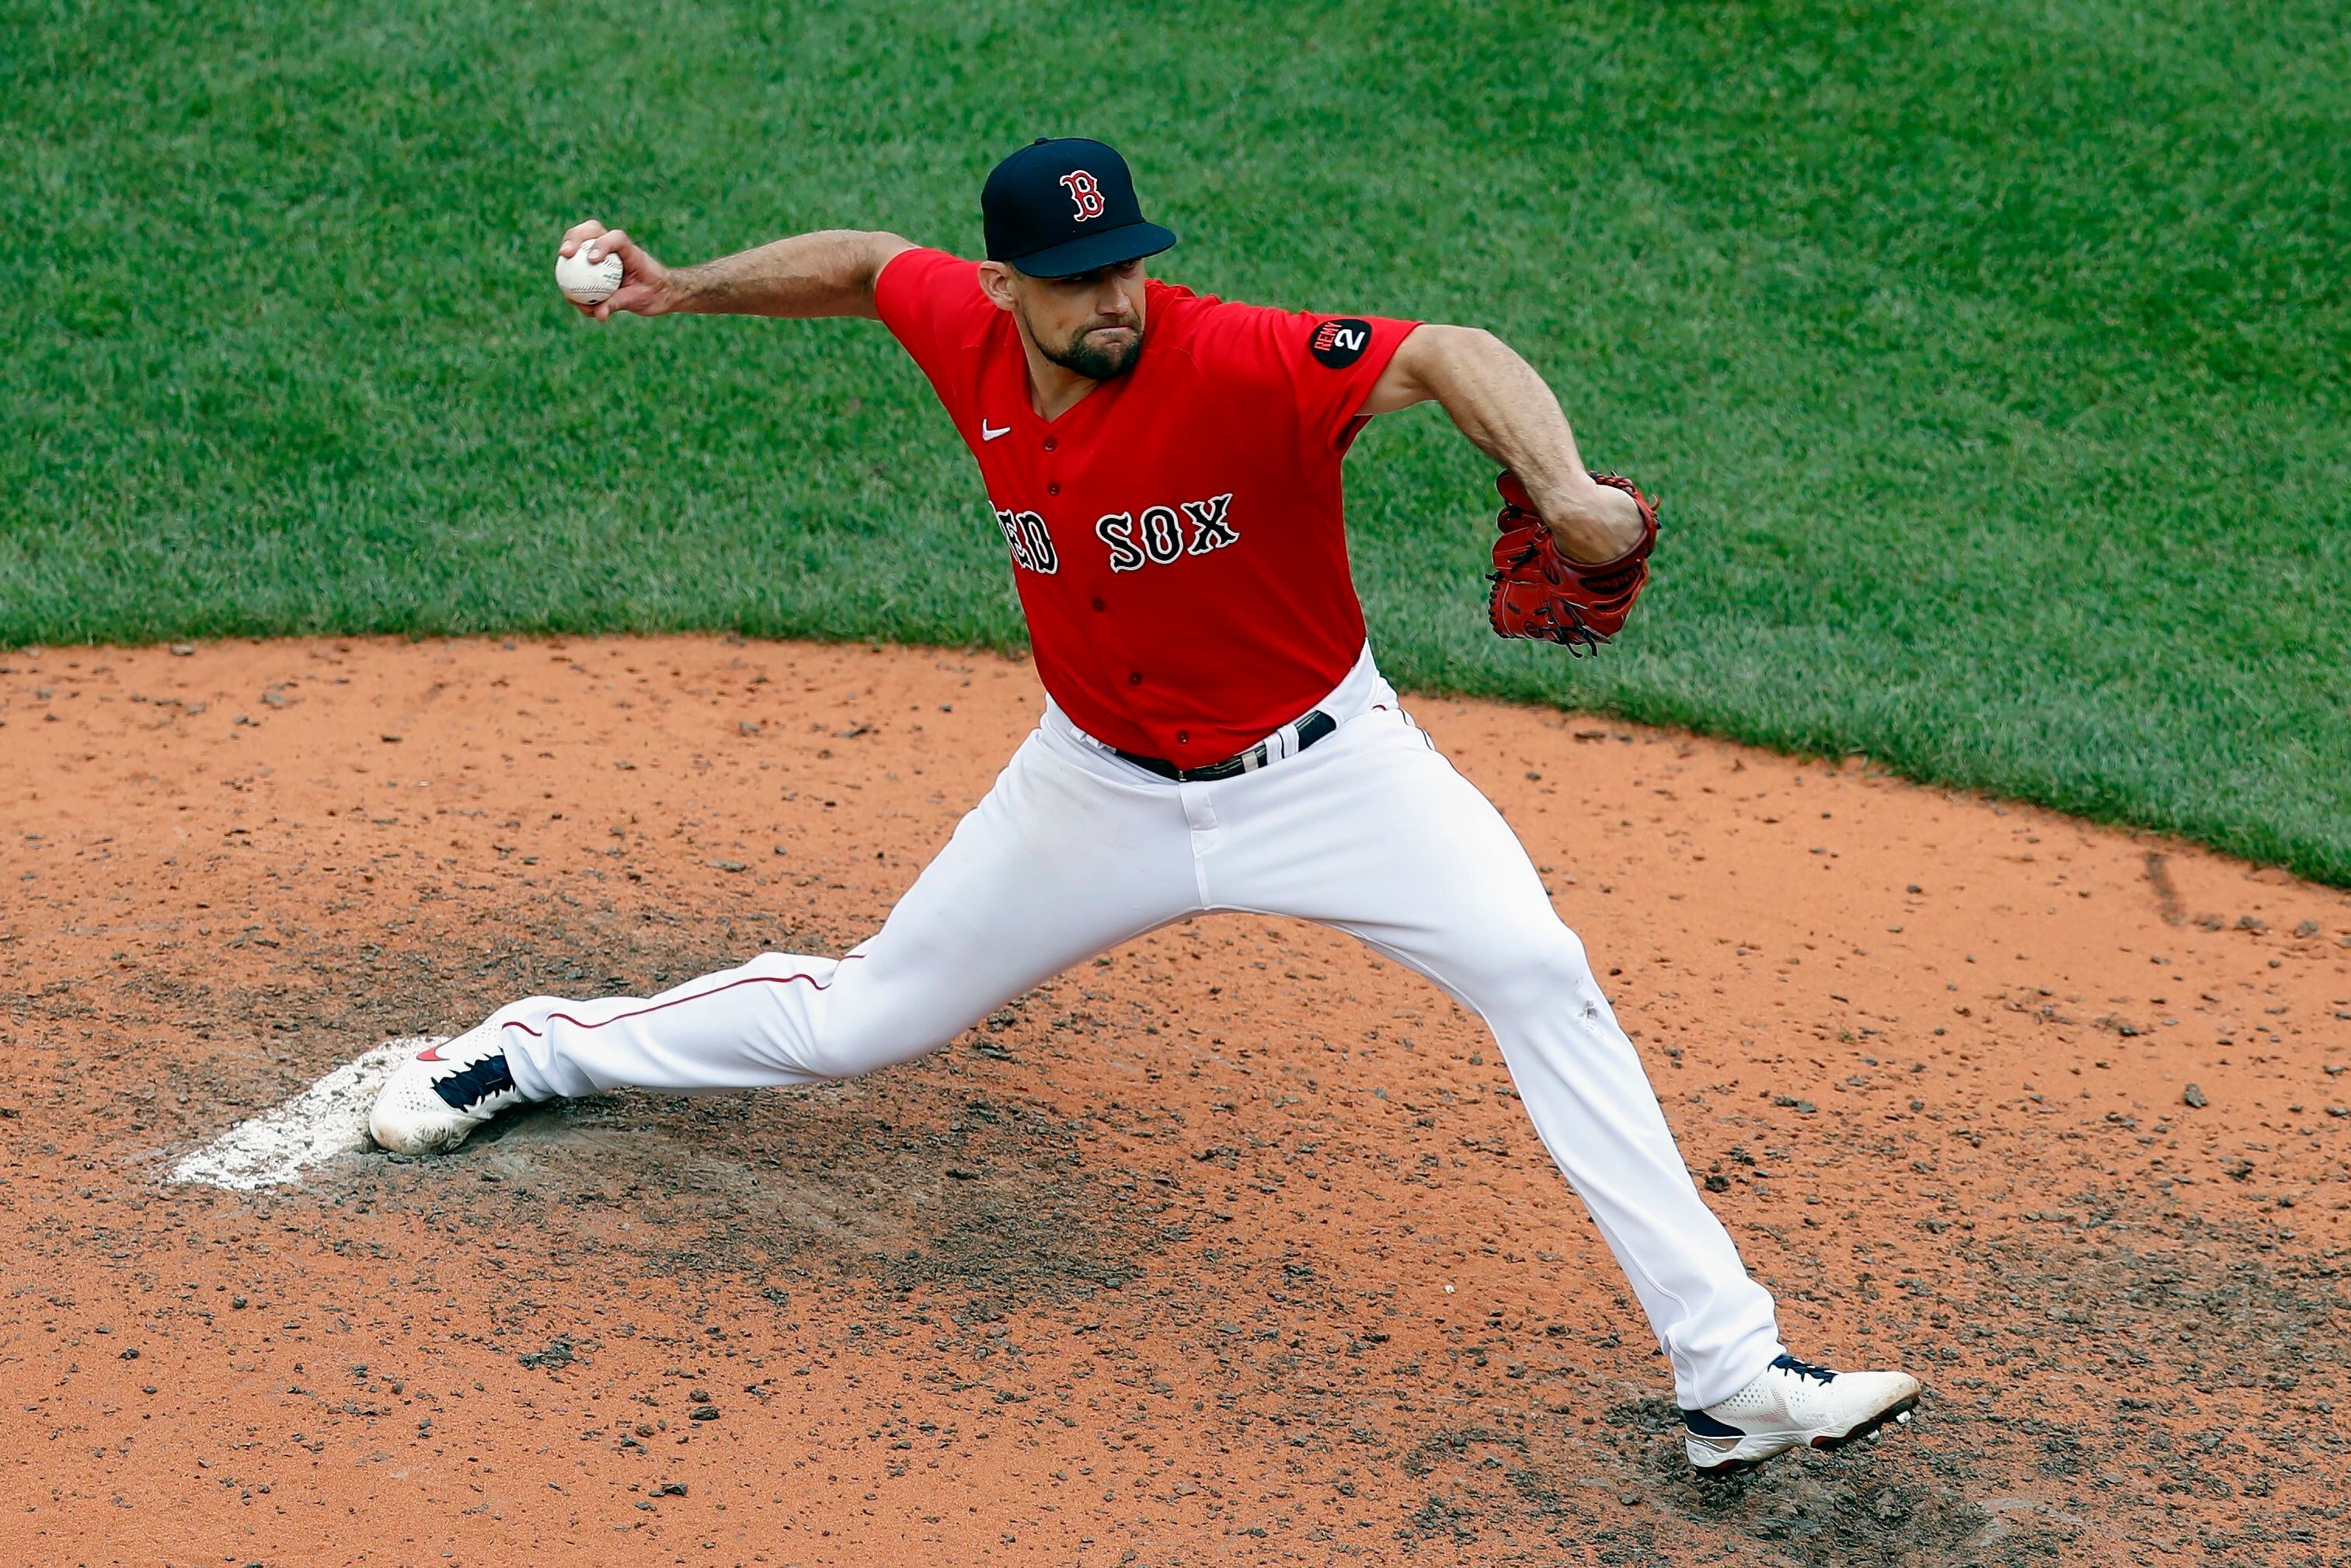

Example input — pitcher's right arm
[557,223,915,322]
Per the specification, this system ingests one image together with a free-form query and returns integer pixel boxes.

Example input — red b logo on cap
[1059,170,1106,221]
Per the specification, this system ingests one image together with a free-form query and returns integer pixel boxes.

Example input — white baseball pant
[492,646,1784,1407]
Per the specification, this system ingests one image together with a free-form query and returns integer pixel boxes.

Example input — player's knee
[791,1018,949,1082]
[1472,922,1600,1012]
[1534,922,1593,977]
[784,1029,878,1083]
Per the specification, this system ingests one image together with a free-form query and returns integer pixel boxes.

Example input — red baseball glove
[1487,471,1660,653]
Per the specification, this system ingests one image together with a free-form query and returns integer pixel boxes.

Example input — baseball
[556,242,625,306]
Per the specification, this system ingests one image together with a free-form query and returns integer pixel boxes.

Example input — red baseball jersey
[874,246,1419,762]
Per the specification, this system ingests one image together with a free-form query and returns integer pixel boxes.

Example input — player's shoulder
[877,245,971,280]
[875,248,1007,350]
[877,246,984,306]
[1149,277,1353,375]
[1149,277,1285,343]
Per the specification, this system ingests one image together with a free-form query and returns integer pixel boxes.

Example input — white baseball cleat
[1683,1355,1921,1474]
[367,1023,530,1155]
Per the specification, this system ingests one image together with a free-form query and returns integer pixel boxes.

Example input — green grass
[7,0,2348,881]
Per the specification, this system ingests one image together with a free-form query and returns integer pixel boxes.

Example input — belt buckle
[1137,707,1333,782]
[1186,746,1255,782]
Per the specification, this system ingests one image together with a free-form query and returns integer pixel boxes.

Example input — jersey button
[1090,597,1106,612]
[1047,482,1061,496]
[1176,730,1190,746]
[1127,670,1143,686]
[1042,437,1058,452]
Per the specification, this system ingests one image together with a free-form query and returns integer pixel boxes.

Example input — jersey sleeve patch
[1308,317,1374,369]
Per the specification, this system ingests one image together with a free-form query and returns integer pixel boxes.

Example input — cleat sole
[1810,1394,1921,1453]
[1687,1392,1921,1476]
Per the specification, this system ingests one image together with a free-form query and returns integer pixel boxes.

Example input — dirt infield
[3,635,2346,1567]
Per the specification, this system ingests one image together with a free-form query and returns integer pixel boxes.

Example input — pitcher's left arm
[1362,325,1660,652]
[1361,325,1644,563]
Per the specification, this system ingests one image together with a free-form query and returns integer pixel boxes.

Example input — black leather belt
[1114,709,1339,782]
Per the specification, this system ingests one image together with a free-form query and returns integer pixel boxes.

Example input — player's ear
[976,261,1018,313]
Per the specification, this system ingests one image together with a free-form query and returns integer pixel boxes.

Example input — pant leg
[501,725,1200,1100]
[1203,708,1782,1409]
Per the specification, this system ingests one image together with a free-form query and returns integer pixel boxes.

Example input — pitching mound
[2,635,2346,1566]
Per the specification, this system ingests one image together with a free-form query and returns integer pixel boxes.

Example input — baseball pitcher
[371,138,1919,1472]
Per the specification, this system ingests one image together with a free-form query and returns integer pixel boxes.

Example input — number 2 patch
[1309,318,1373,369]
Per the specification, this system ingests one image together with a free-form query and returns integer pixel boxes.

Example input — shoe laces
[433,1053,516,1112]
[1771,1354,1837,1385]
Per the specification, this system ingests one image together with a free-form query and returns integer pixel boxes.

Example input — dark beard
[1043,322,1143,381]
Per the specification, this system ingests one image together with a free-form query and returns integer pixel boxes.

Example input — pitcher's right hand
[557,220,678,321]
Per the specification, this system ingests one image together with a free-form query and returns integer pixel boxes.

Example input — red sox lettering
[1093,493,1238,573]
[992,506,1060,573]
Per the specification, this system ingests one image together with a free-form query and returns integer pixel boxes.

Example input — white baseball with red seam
[556,241,625,306]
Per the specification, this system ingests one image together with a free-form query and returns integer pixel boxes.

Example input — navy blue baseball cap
[982,138,1178,278]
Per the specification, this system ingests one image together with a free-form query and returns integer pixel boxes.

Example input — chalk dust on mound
[1,635,2346,1567]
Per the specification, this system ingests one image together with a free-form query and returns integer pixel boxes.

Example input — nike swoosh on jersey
[981,421,1010,441]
